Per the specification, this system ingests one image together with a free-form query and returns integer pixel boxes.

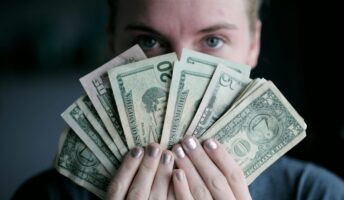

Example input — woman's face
[113,0,261,67]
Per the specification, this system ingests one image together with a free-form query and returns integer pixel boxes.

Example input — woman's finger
[167,181,176,200]
[126,143,162,200]
[203,138,252,200]
[173,169,194,200]
[172,144,212,200]
[181,136,235,200]
[106,147,144,200]
[149,150,174,200]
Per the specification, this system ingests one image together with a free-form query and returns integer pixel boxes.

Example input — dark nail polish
[176,170,184,181]
[130,147,143,158]
[147,145,160,157]
[162,152,172,165]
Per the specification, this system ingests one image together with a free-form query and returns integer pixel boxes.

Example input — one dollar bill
[200,81,306,184]
[76,95,122,161]
[55,127,110,199]
[61,97,120,174]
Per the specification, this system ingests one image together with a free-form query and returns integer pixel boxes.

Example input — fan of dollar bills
[54,45,307,199]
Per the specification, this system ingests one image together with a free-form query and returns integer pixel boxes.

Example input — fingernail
[130,147,143,158]
[205,139,217,150]
[147,145,160,158]
[184,137,197,150]
[162,152,172,165]
[174,146,185,159]
[175,170,184,181]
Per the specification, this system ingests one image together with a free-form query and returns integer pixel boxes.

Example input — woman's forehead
[116,0,249,31]
[117,0,246,16]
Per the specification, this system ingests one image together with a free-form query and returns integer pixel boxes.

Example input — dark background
[0,0,343,200]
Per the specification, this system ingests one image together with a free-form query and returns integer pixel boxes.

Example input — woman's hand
[106,137,251,200]
[106,143,175,200]
[172,136,252,200]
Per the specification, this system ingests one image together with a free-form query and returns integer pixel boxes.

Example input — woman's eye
[204,36,225,49]
[137,36,160,50]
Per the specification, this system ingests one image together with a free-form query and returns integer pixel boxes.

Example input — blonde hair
[246,0,263,31]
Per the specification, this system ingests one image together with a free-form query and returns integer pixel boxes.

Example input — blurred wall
[1,1,109,199]
[0,0,343,200]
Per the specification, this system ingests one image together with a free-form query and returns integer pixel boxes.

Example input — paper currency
[228,78,267,112]
[109,53,178,148]
[160,61,215,148]
[200,81,306,184]
[61,97,120,174]
[76,95,122,160]
[80,45,146,156]
[55,127,110,199]
[187,64,251,138]
[180,48,251,78]
[55,47,307,199]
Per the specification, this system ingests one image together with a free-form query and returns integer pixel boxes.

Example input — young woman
[105,0,344,200]
[13,0,344,199]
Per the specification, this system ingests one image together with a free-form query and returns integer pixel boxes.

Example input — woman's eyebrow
[125,23,161,35]
[198,23,238,33]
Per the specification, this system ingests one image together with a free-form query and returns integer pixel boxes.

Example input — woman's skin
[107,0,261,199]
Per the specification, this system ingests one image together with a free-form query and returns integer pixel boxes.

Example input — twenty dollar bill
[109,53,177,148]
